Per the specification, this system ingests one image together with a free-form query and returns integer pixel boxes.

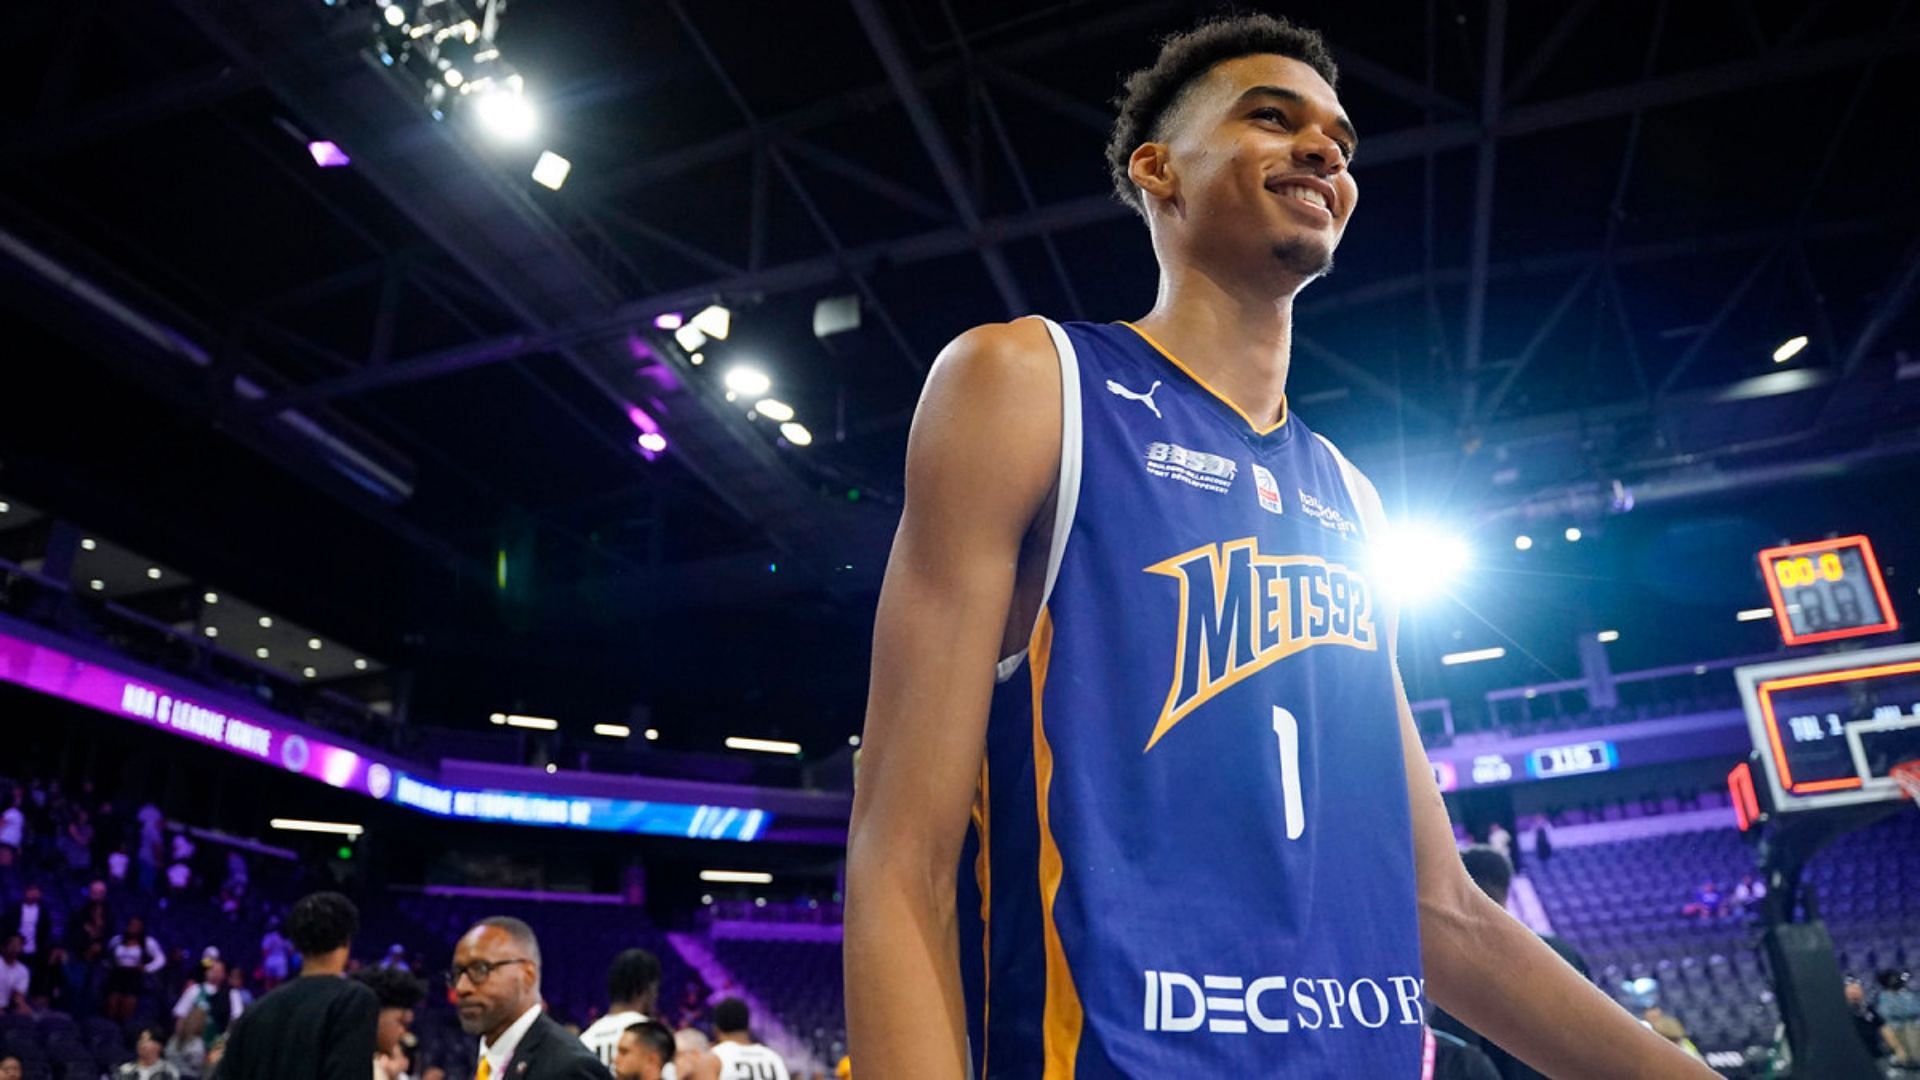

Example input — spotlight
[0,502,8,513]
[531,150,572,191]
[204,592,220,604]
[593,723,631,738]
[474,88,537,141]
[307,140,352,168]
[637,432,667,453]
[442,68,464,88]
[689,304,731,341]
[88,580,104,592]
[1597,630,1620,643]
[381,2,406,27]
[259,616,273,628]
[1772,335,1809,364]
[653,313,685,331]
[754,399,795,422]
[1441,646,1506,666]
[81,538,97,551]
[849,734,861,747]
[204,627,218,638]
[1564,526,1583,542]
[674,324,708,352]
[1736,608,1774,622]
[1513,535,1533,551]
[724,366,771,398]
[689,352,705,366]
[1372,523,1471,603]
[644,728,660,741]
[256,647,270,659]
[354,659,369,671]
[302,667,317,679]
[779,422,813,447]
[308,638,323,650]
[146,567,162,580]
[544,763,557,774]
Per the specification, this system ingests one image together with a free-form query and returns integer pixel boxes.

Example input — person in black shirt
[215,892,378,1080]
[1430,847,1594,1080]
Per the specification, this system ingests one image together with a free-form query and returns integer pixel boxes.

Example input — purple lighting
[638,432,668,453]
[627,404,667,459]
[307,141,351,168]
[653,312,685,331]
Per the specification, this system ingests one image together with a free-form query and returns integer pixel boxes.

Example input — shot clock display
[1757,535,1898,646]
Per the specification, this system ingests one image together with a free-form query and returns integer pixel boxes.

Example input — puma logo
[1106,378,1163,419]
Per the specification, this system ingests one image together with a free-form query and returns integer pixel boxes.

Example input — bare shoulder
[906,317,1062,526]
[919,318,1060,419]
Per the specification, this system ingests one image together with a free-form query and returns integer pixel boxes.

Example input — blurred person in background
[173,952,246,1040]
[354,964,427,1080]
[581,948,663,1069]
[0,1053,21,1080]
[673,1029,716,1080]
[115,1027,182,1080]
[1877,968,1920,1066]
[218,892,378,1080]
[612,1020,677,1080]
[1,884,52,978]
[0,935,30,1014]
[710,999,787,1080]
[165,1006,209,1076]
[104,914,164,1022]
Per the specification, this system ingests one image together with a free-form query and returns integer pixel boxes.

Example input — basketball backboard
[1735,642,1920,814]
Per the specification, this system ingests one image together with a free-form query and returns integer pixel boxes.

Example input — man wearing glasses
[449,916,605,1080]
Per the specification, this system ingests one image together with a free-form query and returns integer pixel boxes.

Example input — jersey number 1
[1273,706,1305,840]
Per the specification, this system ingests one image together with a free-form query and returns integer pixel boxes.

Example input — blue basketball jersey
[955,318,1424,1077]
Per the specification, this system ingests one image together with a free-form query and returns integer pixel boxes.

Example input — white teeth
[1274,184,1329,211]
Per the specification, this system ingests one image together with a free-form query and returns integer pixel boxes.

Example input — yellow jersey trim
[1030,608,1082,1076]
[1119,321,1289,436]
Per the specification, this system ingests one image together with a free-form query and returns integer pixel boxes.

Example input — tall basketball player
[844,14,1717,1078]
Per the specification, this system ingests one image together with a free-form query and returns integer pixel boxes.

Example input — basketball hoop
[1893,760,1920,810]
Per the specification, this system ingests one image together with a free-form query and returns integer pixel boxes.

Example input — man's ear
[1128,142,1177,207]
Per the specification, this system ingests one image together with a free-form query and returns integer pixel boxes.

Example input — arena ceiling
[3,0,1918,749]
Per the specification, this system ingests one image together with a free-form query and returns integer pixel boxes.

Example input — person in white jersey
[710,999,788,1080]
[579,949,669,1076]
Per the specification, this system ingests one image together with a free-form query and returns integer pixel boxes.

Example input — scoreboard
[1757,535,1898,646]
[1736,642,1920,814]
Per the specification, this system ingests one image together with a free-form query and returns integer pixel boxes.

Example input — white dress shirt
[478,1003,543,1077]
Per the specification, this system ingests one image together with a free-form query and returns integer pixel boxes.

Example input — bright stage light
[474,89,536,141]
[88,580,104,592]
[725,736,801,755]
[255,648,270,659]
[644,728,660,741]
[1441,646,1506,666]
[81,538,97,551]
[674,324,707,352]
[307,140,351,171]
[700,870,773,885]
[303,667,317,679]
[754,399,794,422]
[1513,535,1533,551]
[690,304,731,341]
[203,627,218,638]
[1772,335,1809,364]
[1597,630,1620,643]
[637,432,667,453]
[504,714,558,731]
[381,2,406,27]
[1564,526,1583,542]
[779,422,813,447]
[724,366,771,398]
[354,659,369,671]
[653,312,684,331]
[308,638,323,650]
[258,616,273,628]
[146,567,163,580]
[1736,608,1774,622]
[593,723,631,738]
[204,592,219,604]
[271,818,363,837]
[531,150,571,191]
[1372,523,1471,602]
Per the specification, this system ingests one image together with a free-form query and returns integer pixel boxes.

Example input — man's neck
[299,949,349,977]
[484,1000,537,1046]
[1134,259,1300,431]
[610,999,648,1017]
[720,1033,752,1046]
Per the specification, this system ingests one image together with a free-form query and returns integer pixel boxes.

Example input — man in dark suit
[0,884,53,976]
[451,917,604,1080]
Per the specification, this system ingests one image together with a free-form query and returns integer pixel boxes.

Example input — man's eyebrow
[1238,85,1361,152]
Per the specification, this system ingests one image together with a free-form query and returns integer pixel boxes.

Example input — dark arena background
[3,1,1920,1077]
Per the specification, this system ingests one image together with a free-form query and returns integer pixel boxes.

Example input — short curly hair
[1105,13,1339,220]
[285,891,360,957]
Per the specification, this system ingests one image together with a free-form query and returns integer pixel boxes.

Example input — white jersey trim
[995,316,1084,684]
[1313,431,1387,543]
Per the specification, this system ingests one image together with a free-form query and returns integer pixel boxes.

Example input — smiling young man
[844,14,1719,1078]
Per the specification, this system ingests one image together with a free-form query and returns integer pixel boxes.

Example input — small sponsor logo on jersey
[1251,464,1283,514]
[1297,489,1358,537]
[1106,378,1164,418]
[1143,539,1376,749]
[1143,969,1425,1036]
[1145,442,1236,494]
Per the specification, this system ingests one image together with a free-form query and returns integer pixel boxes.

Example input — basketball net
[1893,760,1920,811]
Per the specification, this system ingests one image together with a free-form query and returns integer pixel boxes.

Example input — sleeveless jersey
[713,1040,790,1080]
[955,319,1424,1077]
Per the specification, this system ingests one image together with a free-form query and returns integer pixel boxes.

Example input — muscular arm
[844,320,1061,1080]
[1388,625,1716,1077]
